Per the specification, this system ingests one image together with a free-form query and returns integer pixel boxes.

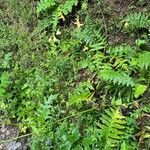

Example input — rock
[6,130,11,136]
[1,134,5,139]
[1,125,7,133]
[6,141,21,150]
[0,144,3,149]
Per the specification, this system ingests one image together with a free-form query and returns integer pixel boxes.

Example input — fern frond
[107,45,135,57]
[138,51,150,70]
[97,108,126,149]
[37,0,57,13]
[37,0,78,30]
[113,57,129,71]
[123,12,150,32]
[68,80,94,106]
[73,16,105,46]
[89,36,107,51]
[59,0,78,15]
[72,17,106,54]
[134,84,147,98]
[51,0,78,29]
[99,68,135,87]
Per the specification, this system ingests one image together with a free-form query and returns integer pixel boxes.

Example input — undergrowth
[0,0,150,149]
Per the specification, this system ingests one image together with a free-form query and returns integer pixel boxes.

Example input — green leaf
[68,81,94,106]
[97,108,126,149]
[138,51,150,70]
[134,84,147,98]
[99,68,135,87]
[2,52,12,68]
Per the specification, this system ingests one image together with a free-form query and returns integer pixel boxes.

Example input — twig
[102,12,108,40]
[117,0,123,11]
[0,133,32,144]
[0,99,142,144]
[55,107,96,123]
[0,108,97,144]
[101,3,108,40]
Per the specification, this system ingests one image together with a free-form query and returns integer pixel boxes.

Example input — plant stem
[0,107,97,144]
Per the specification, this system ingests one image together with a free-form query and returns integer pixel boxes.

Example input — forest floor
[0,0,150,150]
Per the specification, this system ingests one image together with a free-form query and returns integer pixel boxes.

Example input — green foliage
[1,53,12,69]
[68,80,94,106]
[37,0,57,13]
[55,123,81,150]
[0,72,10,110]
[99,68,135,87]
[123,12,150,32]
[107,45,135,57]
[73,16,105,46]
[37,0,79,30]
[134,84,147,98]
[138,51,150,70]
[97,108,126,149]
[0,0,150,149]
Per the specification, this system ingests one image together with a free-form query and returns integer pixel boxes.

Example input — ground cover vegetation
[0,0,150,149]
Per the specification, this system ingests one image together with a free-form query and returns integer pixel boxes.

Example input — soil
[0,125,28,150]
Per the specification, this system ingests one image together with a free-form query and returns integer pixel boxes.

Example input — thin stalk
[0,107,97,144]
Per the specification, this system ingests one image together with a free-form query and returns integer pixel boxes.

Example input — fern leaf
[37,0,57,13]
[107,45,135,57]
[138,51,150,70]
[51,0,78,29]
[120,141,133,150]
[68,80,94,106]
[89,36,107,51]
[99,68,135,87]
[97,108,126,149]
[73,17,106,47]
[59,0,78,15]
[123,12,150,32]
[134,84,147,98]
[37,0,78,29]
[111,56,129,71]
